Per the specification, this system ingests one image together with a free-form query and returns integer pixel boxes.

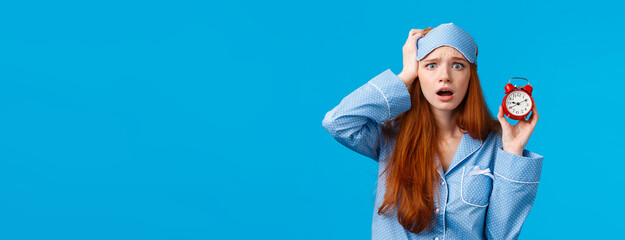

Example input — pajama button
[435,237,439,240]
[436,208,440,213]
[441,181,445,185]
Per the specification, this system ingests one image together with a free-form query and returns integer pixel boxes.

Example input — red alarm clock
[502,77,534,120]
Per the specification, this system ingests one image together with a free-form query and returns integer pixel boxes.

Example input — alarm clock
[502,77,534,120]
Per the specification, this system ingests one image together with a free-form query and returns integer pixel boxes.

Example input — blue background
[0,0,622,239]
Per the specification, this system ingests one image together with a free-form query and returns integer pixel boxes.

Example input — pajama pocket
[460,165,494,207]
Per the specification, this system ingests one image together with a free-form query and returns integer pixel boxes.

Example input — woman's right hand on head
[397,29,425,87]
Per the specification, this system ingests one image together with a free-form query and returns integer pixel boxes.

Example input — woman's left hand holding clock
[497,98,539,156]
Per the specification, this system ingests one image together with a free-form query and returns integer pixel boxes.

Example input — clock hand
[509,98,529,106]
[516,99,530,108]
[510,102,531,112]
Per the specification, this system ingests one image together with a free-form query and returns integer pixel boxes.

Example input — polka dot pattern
[322,69,411,161]
[461,165,494,207]
[417,23,478,64]
[322,69,545,239]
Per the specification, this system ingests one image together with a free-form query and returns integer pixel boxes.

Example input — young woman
[322,23,543,239]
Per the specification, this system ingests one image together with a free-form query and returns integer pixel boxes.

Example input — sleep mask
[416,23,478,65]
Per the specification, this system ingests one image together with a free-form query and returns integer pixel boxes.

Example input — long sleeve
[321,69,411,162]
[485,147,544,239]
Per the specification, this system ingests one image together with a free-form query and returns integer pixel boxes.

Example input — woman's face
[417,46,471,113]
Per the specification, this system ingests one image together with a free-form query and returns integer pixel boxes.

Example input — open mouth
[436,90,454,96]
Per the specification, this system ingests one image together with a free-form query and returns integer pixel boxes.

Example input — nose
[438,68,451,83]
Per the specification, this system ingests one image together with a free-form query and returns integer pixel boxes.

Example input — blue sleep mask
[416,23,477,65]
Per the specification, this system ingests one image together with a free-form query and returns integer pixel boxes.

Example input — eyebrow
[421,57,468,63]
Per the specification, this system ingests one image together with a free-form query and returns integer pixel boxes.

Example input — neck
[431,108,463,138]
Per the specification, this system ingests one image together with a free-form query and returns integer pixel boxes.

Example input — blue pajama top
[322,69,544,240]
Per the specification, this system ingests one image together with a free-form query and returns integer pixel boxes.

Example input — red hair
[375,27,501,233]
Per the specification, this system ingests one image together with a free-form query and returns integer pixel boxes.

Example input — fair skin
[417,46,470,172]
[397,29,539,169]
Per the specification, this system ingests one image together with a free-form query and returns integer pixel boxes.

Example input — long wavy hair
[376,27,501,234]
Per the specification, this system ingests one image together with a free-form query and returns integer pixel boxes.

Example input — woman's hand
[497,98,539,156]
[397,29,425,87]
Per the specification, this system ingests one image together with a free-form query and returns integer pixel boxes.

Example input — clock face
[505,90,532,116]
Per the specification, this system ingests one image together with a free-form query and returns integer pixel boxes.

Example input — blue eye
[453,63,464,69]
[426,63,436,69]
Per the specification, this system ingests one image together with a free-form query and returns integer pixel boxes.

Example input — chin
[432,102,461,112]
